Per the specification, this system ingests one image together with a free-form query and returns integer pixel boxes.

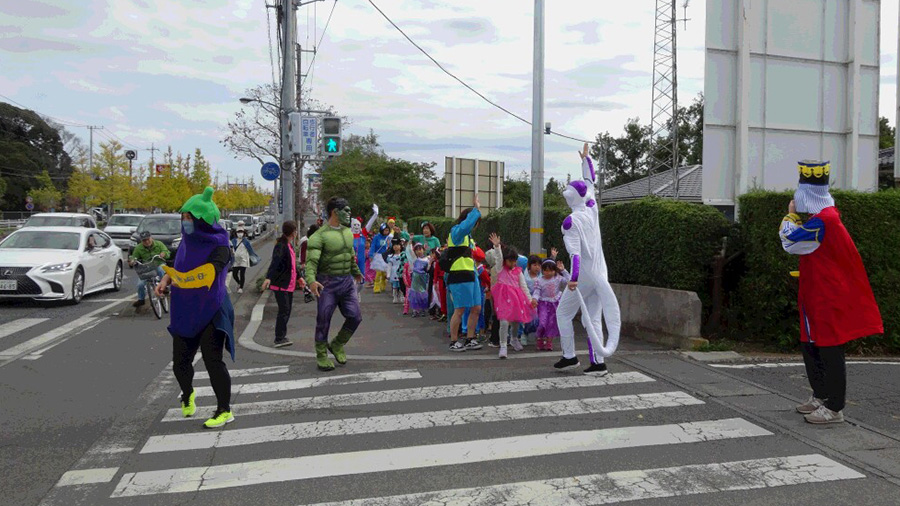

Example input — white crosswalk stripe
[107,366,867,503]
[163,371,654,422]
[192,368,422,398]
[141,391,704,453]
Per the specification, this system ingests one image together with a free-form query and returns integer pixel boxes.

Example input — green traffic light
[326,138,338,152]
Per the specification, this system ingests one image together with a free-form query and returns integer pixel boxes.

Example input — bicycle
[133,255,169,319]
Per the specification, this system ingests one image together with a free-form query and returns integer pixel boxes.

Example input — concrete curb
[237,288,612,362]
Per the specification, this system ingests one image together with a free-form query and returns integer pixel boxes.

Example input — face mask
[237,232,244,237]
[182,220,195,235]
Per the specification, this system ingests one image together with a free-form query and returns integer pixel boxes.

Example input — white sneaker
[499,347,507,359]
[796,396,823,414]
[510,337,524,352]
[804,405,844,424]
[237,288,243,294]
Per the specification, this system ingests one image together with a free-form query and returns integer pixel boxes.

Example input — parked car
[0,227,123,303]
[130,214,182,262]
[104,214,145,251]
[23,213,96,229]
[228,214,255,239]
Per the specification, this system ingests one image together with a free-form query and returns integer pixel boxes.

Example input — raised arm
[365,204,379,232]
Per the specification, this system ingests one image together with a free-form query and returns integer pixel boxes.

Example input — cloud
[0,37,80,53]
[547,99,628,111]
[0,0,70,18]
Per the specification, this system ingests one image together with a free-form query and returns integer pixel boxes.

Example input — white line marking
[195,366,289,380]
[27,318,107,357]
[192,369,422,398]
[0,318,49,340]
[307,454,864,506]
[56,467,119,487]
[112,418,771,497]
[0,296,130,365]
[142,391,704,453]
[710,361,900,369]
[163,371,655,422]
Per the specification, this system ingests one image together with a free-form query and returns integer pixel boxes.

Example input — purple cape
[168,219,232,343]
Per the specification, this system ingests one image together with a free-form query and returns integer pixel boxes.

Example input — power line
[266,1,280,91]
[301,0,337,89]
[366,0,591,145]
[0,93,89,128]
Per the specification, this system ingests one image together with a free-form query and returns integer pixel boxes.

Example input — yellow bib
[162,264,216,289]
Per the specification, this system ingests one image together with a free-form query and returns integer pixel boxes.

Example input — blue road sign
[25,202,34,211]
[261,162,280,181]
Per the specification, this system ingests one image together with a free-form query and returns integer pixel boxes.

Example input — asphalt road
[0,235,275,506]
[4,234,900,505]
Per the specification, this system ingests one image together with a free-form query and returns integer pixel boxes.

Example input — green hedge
[410,197,730,303]
[731,190,900,352]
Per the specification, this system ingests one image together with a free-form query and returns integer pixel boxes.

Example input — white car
[23,212,97,229]
[228,214,255,238]
[104,214,145,250]
[0,227,123,304]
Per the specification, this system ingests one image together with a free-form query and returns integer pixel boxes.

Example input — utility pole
[895,2,899,187]
[280,0,298,228]
[296,43,305,226]
[87,125,103,173]
[529,0,545,258]
[148,143,159,176]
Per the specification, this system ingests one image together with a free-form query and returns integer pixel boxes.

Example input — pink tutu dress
[491,266,534,323]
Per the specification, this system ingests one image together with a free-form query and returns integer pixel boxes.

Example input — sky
[0,0,897,188]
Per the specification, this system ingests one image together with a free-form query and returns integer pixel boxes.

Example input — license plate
[0,280,17,291]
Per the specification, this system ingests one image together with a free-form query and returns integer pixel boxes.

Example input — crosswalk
[103,364,864,504]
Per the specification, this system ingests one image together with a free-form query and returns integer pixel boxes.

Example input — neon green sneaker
[203,410,234,429]
[181,390,196,418]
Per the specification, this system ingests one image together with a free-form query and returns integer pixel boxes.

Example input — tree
[31,170,62,211]
[544,177,566,208]
[189,148,211,193]
[319,133,442,221]
[502,172,532,208]
[879,117,895,149]
[0,102,74,210]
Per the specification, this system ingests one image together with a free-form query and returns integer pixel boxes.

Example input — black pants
[489,300,502,345]
[801,342,847,412]
[172,323,231,412]
[232,267,246,289]
[273,290,293,339]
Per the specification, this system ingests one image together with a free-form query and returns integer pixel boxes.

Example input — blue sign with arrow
[260,162,280,181]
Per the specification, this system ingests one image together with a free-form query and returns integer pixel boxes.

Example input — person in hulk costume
[306,196,365,371]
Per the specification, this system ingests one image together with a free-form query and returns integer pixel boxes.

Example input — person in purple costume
[155,187,235,429]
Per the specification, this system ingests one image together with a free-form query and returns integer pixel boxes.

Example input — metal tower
[648,0,680,198]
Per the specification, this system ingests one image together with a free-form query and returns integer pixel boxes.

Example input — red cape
[798,207,882,346]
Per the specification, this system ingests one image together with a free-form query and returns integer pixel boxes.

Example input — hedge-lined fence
[730,190,900,353]
[407,190,900,353]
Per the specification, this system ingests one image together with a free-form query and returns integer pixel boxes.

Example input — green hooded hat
[179,186,220,226]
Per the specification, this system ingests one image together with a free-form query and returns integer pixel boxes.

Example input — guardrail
[0,219,26,229]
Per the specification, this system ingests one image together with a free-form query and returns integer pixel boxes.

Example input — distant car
[130,214,182,262]
[0,227,123,303]
[104,214,145,251]
[23,213,96,229]
[88,207,107,222]
[228,214,255,239]
[219,219,234,235]
[251,216,264,235]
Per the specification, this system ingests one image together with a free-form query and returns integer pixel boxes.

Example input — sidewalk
[245,285,664,360]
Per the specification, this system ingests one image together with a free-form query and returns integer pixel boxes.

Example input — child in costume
[385,237,404,304]
[368,223,392,293]
[406,243,430,316]
[351,204,379,293]
[779,160,883,424]
[364,237,376,287]
[532,258,570,351]
[489,245,537,359]
[555,143,621,375]
[399,238,413,315]
[306,197,364,372]
[519,255,543,346]
[155,187,235,429]
[431,247,448,321]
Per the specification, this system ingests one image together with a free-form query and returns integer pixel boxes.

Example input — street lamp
[239,97,279,108]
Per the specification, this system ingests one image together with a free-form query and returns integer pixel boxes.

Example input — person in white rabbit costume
[554,143,621,375]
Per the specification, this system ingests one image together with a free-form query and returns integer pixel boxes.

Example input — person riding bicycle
[129,230,168,307]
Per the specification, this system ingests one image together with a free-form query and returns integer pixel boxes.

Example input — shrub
[731,189,900,353]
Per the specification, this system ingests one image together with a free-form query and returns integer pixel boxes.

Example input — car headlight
[171,238,181,249]
[41,262,73,273]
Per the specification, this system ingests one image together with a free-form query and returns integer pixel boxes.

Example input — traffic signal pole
[280,0,297,227]
[529,0,545,257]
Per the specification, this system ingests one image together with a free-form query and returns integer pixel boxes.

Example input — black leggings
[801,343,846,412]
[273,290,293,339]
[232,267,246,289]
[173,323,231,412]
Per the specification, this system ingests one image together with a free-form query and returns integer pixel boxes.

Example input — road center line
[0,318,49,341]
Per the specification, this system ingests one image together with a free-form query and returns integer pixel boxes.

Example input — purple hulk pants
[314,275,363,343]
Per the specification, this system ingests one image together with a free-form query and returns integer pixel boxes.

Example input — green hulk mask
[337,206,351,226]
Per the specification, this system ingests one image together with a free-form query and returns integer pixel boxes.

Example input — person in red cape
[779,160,883,425]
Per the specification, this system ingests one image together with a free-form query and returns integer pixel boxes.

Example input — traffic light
[321,117,342,156]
